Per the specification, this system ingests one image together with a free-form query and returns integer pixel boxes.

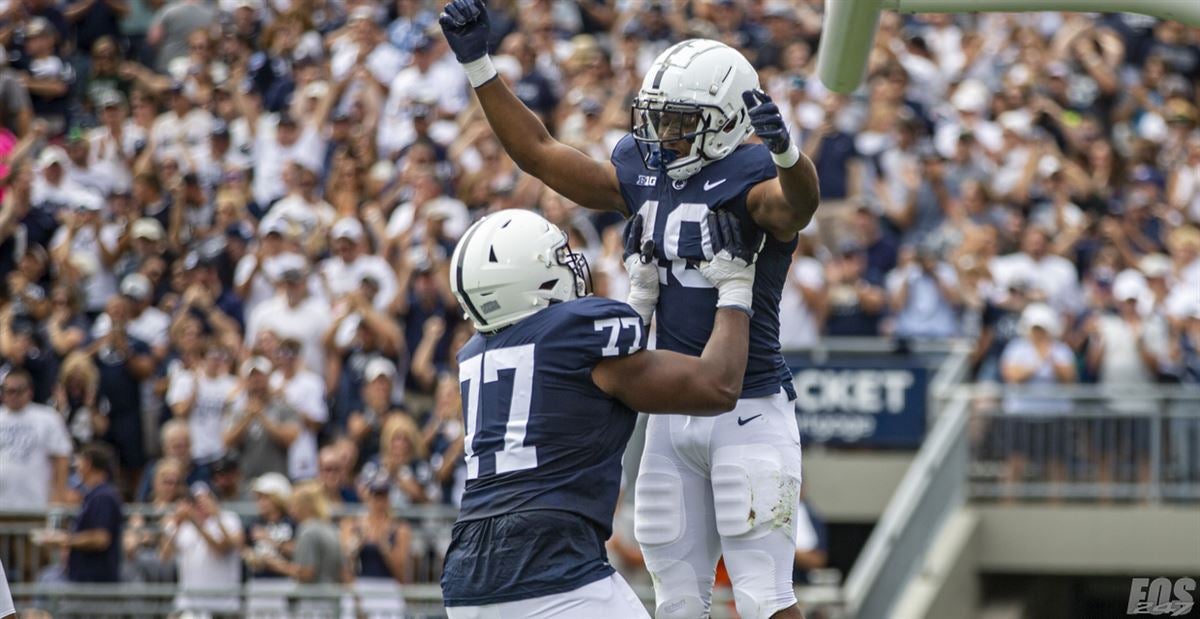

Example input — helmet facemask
[631,95,748,181]
[546,233,592,302]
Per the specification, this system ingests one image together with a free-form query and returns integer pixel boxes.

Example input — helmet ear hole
[539,279,558,291]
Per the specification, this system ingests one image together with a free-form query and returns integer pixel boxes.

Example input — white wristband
[771,142,801,168]
[463,55,498,89]
[716,282,754,316]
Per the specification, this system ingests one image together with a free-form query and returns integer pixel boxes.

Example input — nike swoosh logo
[703,179,727,191]
[736,414,762,426]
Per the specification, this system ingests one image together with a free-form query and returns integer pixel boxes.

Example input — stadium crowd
[0,0,1197,612]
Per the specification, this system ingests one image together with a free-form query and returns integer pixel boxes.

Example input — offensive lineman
[439,2,820,617]
[443,208,759,617]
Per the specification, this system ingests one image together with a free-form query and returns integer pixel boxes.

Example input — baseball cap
[120,273,153,301]
[189,480,213,498]
[348,5,375,22]
[252,473,292,502]
[411,33,435,52]
[1112,272,1147,302]
[37,146,68,168]
[1019,303,1061,338]
[331,217,364,241]
[25,17,54,38]
[303,81,329,100]
[1138,254,1171,279]
[132,218,165,241]
[763,0,796,19]
[96,89,124,109]
[261,217,291,238]
[951,80,988,114]
[240,356,274,376]
[364,357,396,382]
[76,197,104,212]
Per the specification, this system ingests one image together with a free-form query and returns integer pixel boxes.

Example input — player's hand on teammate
[622,214,659,324]
[742,89,791,155]
[701,210,763,314]
[438,0,490,64]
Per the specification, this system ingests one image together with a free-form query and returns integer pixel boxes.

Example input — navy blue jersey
[442,296,643,606]
[612,134,798,399]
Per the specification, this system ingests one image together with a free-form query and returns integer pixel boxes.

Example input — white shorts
[634,390,803,619]
[445,573,649,619]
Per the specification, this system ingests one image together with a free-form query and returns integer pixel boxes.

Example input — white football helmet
[450,209,591,333]
[632,39,760,181]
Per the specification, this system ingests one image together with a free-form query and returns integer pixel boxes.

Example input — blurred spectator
[974,277,1031,382]
[824,241,887,336]
[262,481,344,615]
[999,303,1077,493]
[421,374,466,507]
[93,295,155,489]
[341,469,412,616]
[243,472,296,617]
[42,443,123,583]
[779,232,826,349]
[51,351,109,449]
[222,356,301,481]
[887,244,961,339]
[13,18,75,135]
[166,340,238,467]
[317,444,359,507]
[246,264,332,377]
[0,49,33,137]
[147,0,218,73]
[208,452,243,502]
[343,356,405,466]
[270,337,328,480]
[0,368,71,509]
[364,414,436,508]
[138,420,205,502]
[123,457,183,583]
[159,480,244,617]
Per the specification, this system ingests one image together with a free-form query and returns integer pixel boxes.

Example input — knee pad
[711,444,801,540]
[641,556,707,619]
[722,548,797,619]
[654,592,706,619]
[635,454,685,546]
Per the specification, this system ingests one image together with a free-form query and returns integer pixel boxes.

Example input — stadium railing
[958,385,1200,502]
[840,384,1200,618]
[6,580,845,618]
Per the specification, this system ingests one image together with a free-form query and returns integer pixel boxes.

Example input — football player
[442,208,759,618]
[440,3,819,618]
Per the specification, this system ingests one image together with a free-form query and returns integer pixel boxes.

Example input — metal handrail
[0,502,461,520]
[841,391,972,619]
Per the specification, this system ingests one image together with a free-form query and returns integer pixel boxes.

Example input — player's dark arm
[471,80,625,213]
[742,90,820,242]
[593,308,749,413]
[440,0,626,214]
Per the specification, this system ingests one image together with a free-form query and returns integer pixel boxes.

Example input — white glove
[700,210,763,315]
[700,250,755,313]
[624,252,659,324]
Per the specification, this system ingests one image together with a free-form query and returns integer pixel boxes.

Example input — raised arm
[439,0,626,214]
[742,90,821,242]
